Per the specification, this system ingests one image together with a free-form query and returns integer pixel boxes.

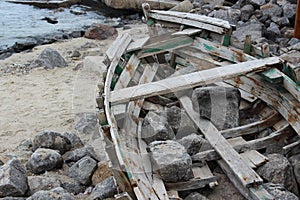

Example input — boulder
[257,154,299,195]
[142,111,175,144]
[177,133,211,156]
[170,0,193,12]
[289,154,300,190]
[75,113,99,135]
[33,130,71,154]
[91,161,113,186]
[184,192,209,200]
[263,183,299,200]
[232,21,264,42]
[26,148,63,174]
[28,174,85,195]
[148,140,193,182]
[89,176,118,200]
[283,3,297,20]
[260,3,282,18]
[266,22,281,41]
[17,139,33,152]
[209,8,241,25]
[240,4,254,21]
[249,0,266,7]
[63,146,99,163]
[0,159,28,197]
[29,48,67,69]
[102,0,178,10]
[27,187,75,200]
[166,106,197,139]
[62,132,84,149]
[288,38,300,46]
[67,156,97,185]
[192,86,241,130]
[271,17,290,28]
[84,23,117,40]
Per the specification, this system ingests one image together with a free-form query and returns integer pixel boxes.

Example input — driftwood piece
[109,57,282,105]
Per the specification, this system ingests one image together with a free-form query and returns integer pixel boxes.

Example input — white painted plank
[149,10,231,29]
[127,36,150,52]
[172,28,202,36]
[109,57,282,105]
[147,12,226,34]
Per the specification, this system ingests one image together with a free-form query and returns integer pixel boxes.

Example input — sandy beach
[0,23,148,154]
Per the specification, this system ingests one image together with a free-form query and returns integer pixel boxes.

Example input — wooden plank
[240,150,268,168]
[193,37,255,63]
[226,74,300,135]
[147,12,226,34]
[249,185,274,200]
[106,34,128,62]
[192,124,292,163]
[114,55,140,90]
[137,36,194,58]
[284,63,300,84]
[294,0,300,39]
[149,10,231,29]
[179,96,262,188]
[193,163,218,188]
[109,57,282,105]
[127,36,150,53]
[104,33,132,168]
[172,28,202,36]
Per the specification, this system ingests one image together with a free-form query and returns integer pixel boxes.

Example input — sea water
[0,0,106,50]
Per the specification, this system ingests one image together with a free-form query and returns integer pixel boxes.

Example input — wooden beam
[179,96,263,188]
[294,0,300,39]
[109,57,282,105]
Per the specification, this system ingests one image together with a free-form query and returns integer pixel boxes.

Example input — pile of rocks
[0,130,118,199]
[190,0,299,57]
[141,86,300,199]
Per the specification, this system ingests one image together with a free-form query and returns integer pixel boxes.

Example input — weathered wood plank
[109,57,282,105]
[192,124,292,163]
[193,37,255,63]
[262,68,300,101]
[240,150,268,168]
[149,10,231,29]
[147,12,225,34]
[114,55,140,90]
[172,28,202,36]
[226,74,300,135]
[106,34,129,62]
[127,36,150,53]
[179,96,263,188]
[104,33,132,168]
[249,185,274,200]
[137,35,194,58]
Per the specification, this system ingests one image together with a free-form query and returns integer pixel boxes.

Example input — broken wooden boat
[97,4,300,200]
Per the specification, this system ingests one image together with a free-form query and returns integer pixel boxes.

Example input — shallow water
[0,0,106,49]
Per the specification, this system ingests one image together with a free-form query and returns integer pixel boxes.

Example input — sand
[0,24,148,154]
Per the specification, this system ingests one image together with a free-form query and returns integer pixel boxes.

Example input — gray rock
[288,38,300,46]
[277,38,290,48]
[142,111,175,144]
[260,3,282,17]
[257,154,299,195]
[192,86,241,130]
[169,0,193,12]
[232,21,264,42]
[286,0,297,3]
[269,44,280,55]
[30,173,86,195]
[0,159,28,197]
[2,197,26,200]
[29,48,67,69]
[283,3,297,20]
[67,156,97,185]
[266,22,281,41]
[263,183,298,200]
[17,139,33,152]
[33,130,71,154]
[271,17,290,28]
[289,154,300,190]
[166,106,197,139]
[62,132,84,149]
[177,133,211,156]
[26,148,63,174]
[75,113,99,135]
[26,187,75,200]
[148,140,193,182]
[249,0,266,7]
[84,23,117,40]
[63,146,99,163]
[241,4,254,21]
[209,8,241,25]
[90,176,118,200]
[184,192,209,200]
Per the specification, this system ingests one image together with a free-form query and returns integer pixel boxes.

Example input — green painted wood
[262,68,283,84]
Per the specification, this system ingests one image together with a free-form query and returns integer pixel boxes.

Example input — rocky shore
[0,0,300,199]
